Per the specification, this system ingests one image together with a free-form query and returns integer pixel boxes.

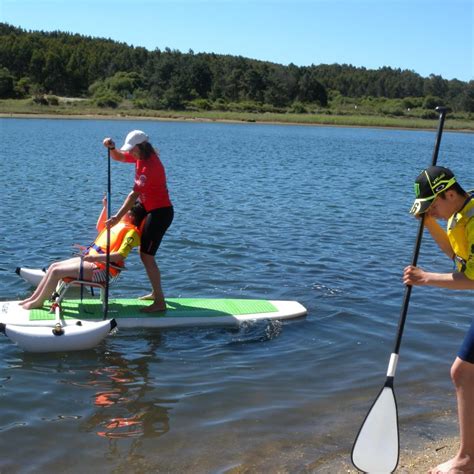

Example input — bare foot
[430,455,474,473]
[22,301,44,310]
[19,296,35,305]
[140,301,167,313]
[138,293,155,301]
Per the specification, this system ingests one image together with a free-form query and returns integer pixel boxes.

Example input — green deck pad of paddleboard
[29,298,278,321]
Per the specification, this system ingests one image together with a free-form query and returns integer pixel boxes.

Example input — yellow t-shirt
[116,229,141,259]
[447,195,474,280]
[464,215,474,280]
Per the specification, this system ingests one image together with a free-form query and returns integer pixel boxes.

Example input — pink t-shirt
[123,151,172,211]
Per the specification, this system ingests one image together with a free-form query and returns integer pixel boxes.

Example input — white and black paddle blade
[351,385,399,473]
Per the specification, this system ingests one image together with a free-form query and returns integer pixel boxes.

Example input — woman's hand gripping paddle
[351,106,448,473]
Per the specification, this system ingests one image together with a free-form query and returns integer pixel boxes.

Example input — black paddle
[351,106,448,472]
[103,148,111,320]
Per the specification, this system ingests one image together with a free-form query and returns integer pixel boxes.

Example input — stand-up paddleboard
[10,268,307,352]
[1,298,307,329]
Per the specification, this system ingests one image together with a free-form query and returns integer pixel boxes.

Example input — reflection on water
[80,337,176,453]
[86,358,172,441]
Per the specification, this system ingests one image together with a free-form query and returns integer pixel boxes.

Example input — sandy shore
[311,436,460,473]
[397,437,459,473]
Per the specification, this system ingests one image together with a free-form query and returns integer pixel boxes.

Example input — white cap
[120,130,149,151]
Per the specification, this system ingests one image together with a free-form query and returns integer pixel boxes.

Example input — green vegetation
[0,23,473,130]
[1,97,473,131]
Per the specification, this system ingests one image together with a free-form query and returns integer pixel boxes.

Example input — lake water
[0,117,473,472]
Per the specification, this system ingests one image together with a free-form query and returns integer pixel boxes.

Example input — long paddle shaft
[393,106,447,356]
[104,148,111,319]
[351,106,448,473]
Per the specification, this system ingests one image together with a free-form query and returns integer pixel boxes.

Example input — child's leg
[22,258,95,309]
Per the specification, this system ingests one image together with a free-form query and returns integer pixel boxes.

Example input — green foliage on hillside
[0,22,473,116]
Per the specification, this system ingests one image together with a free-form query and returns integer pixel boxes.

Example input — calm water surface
[0,118,473,472]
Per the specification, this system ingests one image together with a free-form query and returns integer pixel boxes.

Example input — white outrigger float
[2,268,307,353]
[0,310,117,353]
[15,267,47,287]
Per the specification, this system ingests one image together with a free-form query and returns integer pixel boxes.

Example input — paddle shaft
[104,148,111,319]
[392,106,447,356]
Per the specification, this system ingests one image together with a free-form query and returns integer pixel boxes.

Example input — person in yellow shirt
[20,201,141,310]
[404,166,474,473]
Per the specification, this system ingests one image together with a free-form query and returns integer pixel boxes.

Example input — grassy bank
[1,98,473,131]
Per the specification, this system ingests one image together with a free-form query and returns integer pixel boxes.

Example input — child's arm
[83,251,124,264]
[96,195,107,232]
[423,214,454,259]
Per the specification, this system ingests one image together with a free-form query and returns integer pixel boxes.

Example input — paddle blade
[351,385,399,473]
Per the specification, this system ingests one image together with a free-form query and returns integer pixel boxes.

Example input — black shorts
[134,204,174,256]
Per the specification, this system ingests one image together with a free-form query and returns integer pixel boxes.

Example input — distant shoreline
[1,111,473,133]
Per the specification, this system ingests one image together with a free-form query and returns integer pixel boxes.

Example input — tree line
[0,22,473,113]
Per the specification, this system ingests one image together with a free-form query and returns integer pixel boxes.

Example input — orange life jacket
[87,222,139,276]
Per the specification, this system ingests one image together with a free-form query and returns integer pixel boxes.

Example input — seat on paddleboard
[52,261,124,310]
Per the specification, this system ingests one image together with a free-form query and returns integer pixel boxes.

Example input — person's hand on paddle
[403,265,428,286]
[103,137,115,150]
[103,136,129,162]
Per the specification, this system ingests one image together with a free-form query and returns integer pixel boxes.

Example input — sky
[1,0,472,82]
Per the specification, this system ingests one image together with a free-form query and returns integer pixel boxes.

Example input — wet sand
[312,436,460,473]
[398,437,459,473]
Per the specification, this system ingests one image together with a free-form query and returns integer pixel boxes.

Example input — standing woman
[103,130,174,313]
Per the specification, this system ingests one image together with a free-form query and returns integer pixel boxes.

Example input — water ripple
[0,119,473,472]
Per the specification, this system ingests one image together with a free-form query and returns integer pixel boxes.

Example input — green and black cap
[410,166,457,215]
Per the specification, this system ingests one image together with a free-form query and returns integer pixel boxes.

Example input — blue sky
[1,0,472,82]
